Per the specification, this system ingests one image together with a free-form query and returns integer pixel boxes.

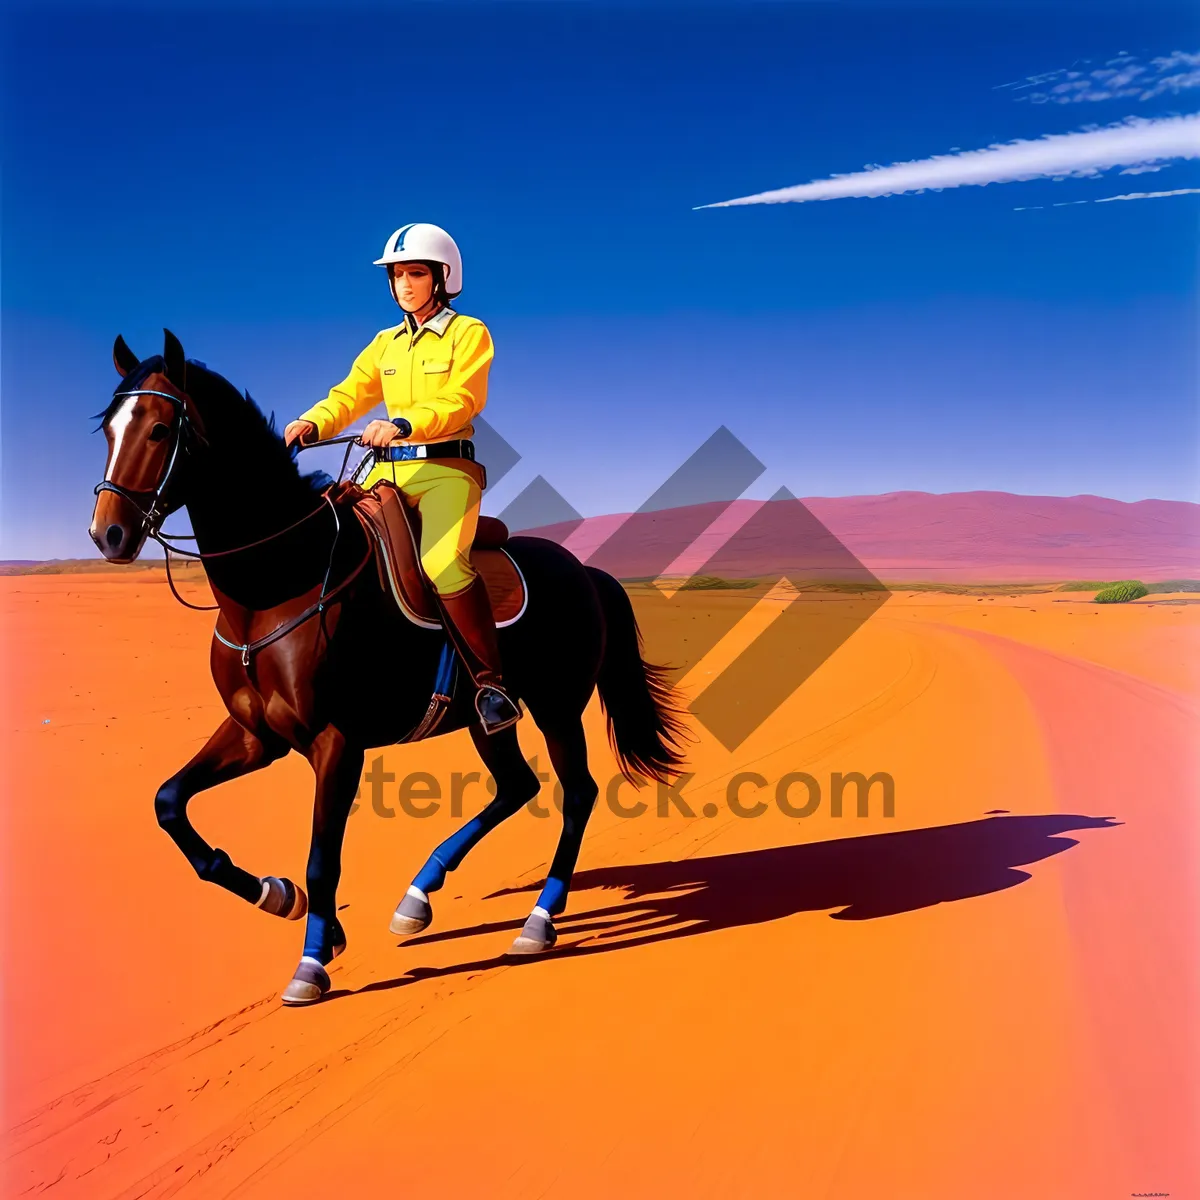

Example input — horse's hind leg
[390,724,540,935]
[155,717,299,912]
[509,717,599,956]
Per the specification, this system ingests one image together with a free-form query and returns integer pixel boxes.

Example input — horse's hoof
[281,957,331,1006]
[257,876,308,921]
[507,911,558,956]
[389,886,432,936]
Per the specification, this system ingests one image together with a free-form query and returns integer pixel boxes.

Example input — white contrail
[997,50,1200,105]
[694,115,1200,209]
[1016,186,1200,209]
[1095,187,1200,202]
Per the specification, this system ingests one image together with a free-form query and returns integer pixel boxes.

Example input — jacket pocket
[418,357,453,404]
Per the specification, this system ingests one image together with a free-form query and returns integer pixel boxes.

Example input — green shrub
[1094,581,1148,604]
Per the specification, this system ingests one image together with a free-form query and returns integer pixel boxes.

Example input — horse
[89,329,689,1004]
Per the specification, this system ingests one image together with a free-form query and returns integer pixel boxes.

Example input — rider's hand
[284,420,318,449]
[359,419,406,448]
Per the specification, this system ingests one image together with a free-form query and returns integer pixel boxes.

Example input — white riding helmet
[373,223,463,299]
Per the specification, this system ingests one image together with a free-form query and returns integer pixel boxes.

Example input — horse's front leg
[155,717,302,913]
[281,725,364,1006]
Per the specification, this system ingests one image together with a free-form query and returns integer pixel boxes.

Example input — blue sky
[2,0,1197,558]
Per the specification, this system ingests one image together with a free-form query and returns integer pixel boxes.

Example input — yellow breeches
[360,458,482,596]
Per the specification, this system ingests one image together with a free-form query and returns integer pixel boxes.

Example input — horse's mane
[189,360,333,495]
[95,355,333,501]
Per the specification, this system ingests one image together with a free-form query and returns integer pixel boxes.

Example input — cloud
[1015,187,1200,210]
[694,115,1200,209]
[997,50,1200,104]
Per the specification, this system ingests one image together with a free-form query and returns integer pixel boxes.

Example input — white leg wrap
[407,884,430,904]
[532,905,552,921]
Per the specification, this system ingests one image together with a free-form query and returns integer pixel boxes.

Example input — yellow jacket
[299,307,493,443]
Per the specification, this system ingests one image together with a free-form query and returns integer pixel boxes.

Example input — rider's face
[390,263,435,313]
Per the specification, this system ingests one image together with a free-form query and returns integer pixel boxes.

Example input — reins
[159,497,339,611]
[211,493,376,666]
[151,434,362,562]
[182,440,372,662]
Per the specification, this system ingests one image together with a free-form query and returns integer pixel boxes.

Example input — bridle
[93,387,196,541]
[94,385,342,570]
[93,384,371,662]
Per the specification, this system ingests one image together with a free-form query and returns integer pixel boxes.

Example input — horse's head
[89,330,208,563]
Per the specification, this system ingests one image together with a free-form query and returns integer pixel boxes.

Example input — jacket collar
[399,305,457,342]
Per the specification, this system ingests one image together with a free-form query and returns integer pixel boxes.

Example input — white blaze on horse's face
[104,393,139,482]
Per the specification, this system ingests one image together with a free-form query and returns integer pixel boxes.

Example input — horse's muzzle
[89,522,134,562]
[89,492,147,564]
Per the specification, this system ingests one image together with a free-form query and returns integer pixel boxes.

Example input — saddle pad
[351,496,527,630]
[473,549,527,626]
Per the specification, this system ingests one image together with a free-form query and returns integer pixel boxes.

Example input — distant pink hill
[517,491,1200,583]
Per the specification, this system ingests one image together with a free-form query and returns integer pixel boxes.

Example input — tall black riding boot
[437,575,522,734]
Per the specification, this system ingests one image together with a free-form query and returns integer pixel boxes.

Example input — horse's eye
[148,423,170,443]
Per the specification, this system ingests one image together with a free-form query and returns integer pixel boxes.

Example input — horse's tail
[587,566,690,786]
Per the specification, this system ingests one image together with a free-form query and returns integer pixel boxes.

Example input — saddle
[338,480,527,629]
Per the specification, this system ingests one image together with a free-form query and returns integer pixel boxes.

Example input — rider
[284,223,521,735]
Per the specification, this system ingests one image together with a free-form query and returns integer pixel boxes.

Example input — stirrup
[475,685,522,734]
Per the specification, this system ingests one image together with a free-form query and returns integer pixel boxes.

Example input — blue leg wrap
[536,876,568,916]
[303,913,332,962]
[414,815,488,892]
[413,853,449,894]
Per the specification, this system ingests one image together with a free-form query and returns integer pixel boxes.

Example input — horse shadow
[333,813,1119,1000]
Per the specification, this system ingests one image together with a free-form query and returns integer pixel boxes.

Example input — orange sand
[2,574,1197,1198]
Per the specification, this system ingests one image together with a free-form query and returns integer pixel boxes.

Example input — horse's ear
[113,334,139,378]
[163,328,186,389]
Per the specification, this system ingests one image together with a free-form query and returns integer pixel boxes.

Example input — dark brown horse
[89,330,688,1004]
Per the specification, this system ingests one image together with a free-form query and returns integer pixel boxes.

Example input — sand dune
[2,572,1197,1198]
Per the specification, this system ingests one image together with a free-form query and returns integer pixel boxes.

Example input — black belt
[373,439,475,463]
